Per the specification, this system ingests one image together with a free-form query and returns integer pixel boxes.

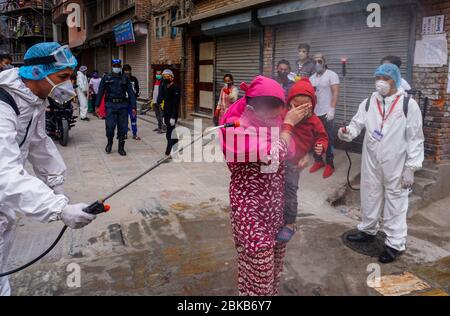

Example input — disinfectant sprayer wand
[0,121,240,277]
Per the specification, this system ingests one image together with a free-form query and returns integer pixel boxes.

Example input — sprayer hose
[0,226,68,278]
[345,149,360,192]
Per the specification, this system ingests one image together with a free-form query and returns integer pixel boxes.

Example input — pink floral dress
[227,140,288,296]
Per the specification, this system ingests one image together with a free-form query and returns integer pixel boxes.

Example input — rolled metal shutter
[95,45,110,76]
[274,6,413,128]
[125,36,149,99]
[215,31,262,103]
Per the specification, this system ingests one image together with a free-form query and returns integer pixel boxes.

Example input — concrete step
[423,160,439,170]
[412,176,436,197]
[416,167,439,180]
[408,194,426,218]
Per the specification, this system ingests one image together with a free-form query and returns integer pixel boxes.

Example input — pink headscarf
[220,75,286,163]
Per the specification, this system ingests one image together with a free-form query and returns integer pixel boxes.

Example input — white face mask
[315,64,324,73]
[112,67,122,74]
[45,77,76,104]
[376,80,391,96]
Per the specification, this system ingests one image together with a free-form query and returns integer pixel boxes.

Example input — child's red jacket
[286,78,329,164]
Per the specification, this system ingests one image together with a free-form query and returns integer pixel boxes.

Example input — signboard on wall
[422,15,445,35]
[113,20,135,46]
[414,33,448,67]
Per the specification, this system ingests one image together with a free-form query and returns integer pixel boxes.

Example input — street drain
[342,229,386,258]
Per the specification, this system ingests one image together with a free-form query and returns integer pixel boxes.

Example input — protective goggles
[23,45,77,68]
[112,59,122,65]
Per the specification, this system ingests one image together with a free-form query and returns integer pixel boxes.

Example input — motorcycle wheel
[59,119,69,147]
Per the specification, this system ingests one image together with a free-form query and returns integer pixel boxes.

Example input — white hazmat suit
[76,70,88,119]
[339,88,424,252]
[0,69,69,295]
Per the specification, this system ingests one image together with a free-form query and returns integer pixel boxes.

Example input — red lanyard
[376,96,401,131]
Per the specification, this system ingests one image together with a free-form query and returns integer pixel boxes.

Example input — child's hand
[298,155,310,169]
[314,143,324,156]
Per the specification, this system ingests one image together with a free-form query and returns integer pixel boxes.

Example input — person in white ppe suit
[338,63,424,264]
[76,65,89,121]
[0,42,97,296]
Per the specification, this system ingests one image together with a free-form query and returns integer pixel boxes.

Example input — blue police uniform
[96,73,136,144]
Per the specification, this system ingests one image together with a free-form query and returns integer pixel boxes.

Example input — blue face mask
[112,67,122,74]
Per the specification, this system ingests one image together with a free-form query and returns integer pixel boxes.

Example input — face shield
[23,45,77,69]
[52,45,78,68]
[20,43,78,80]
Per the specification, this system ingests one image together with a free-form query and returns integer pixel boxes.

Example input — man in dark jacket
[123,64,141,140]
[96,59,136,156]
[296,43,315,78]
[157,69,180,159]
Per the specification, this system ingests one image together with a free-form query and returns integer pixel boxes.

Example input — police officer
[96,59,136,156]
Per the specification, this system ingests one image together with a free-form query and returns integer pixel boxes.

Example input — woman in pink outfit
[216,74,239,122]
[220,76,311,296]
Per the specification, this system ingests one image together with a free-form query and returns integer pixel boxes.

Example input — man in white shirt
[309,53,340,178]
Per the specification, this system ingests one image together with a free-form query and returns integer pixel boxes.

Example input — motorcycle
[46,97,77,146]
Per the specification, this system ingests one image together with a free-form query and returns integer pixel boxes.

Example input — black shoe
[80,117,90,121]
[347,231,376,243]
[153,128,160,132]
[105,139,113,154]
[118,141,127,156]
[379,246,402,264]
[157,129,164,134]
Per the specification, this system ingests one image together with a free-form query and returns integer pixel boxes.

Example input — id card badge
[372,129,384,142]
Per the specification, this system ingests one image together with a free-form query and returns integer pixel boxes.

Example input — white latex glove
[338,127,352,142]
[53,184,65,196]
[61,203,96,229]
[401,168,415,189]
[326,108,335,121]
[170,118,176,127]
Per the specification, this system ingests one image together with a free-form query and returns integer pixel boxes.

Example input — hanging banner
[113,20,135,46]
[0,15,9,54]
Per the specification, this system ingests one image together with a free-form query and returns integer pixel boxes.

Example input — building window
[170,8,182,38]
[155,14,167,39]
[98,0,135,20]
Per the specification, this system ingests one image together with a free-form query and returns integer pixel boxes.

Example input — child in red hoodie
[277,78,329,242]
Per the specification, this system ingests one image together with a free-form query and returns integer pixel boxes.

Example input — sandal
[133,135,141,140]
[276,225,297,243]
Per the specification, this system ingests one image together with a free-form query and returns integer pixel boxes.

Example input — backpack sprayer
[341,57,360,191]
[0,121,240,278]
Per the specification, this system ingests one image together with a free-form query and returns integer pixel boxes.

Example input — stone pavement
[6,113,449,296]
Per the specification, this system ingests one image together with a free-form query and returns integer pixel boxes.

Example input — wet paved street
[6,113,450,296]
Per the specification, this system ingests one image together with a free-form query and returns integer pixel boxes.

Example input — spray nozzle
[224,121,240,128]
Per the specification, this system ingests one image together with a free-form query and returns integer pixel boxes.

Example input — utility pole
[43,0,46,41]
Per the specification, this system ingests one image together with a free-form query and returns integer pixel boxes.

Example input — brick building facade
[414,0,450,163]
